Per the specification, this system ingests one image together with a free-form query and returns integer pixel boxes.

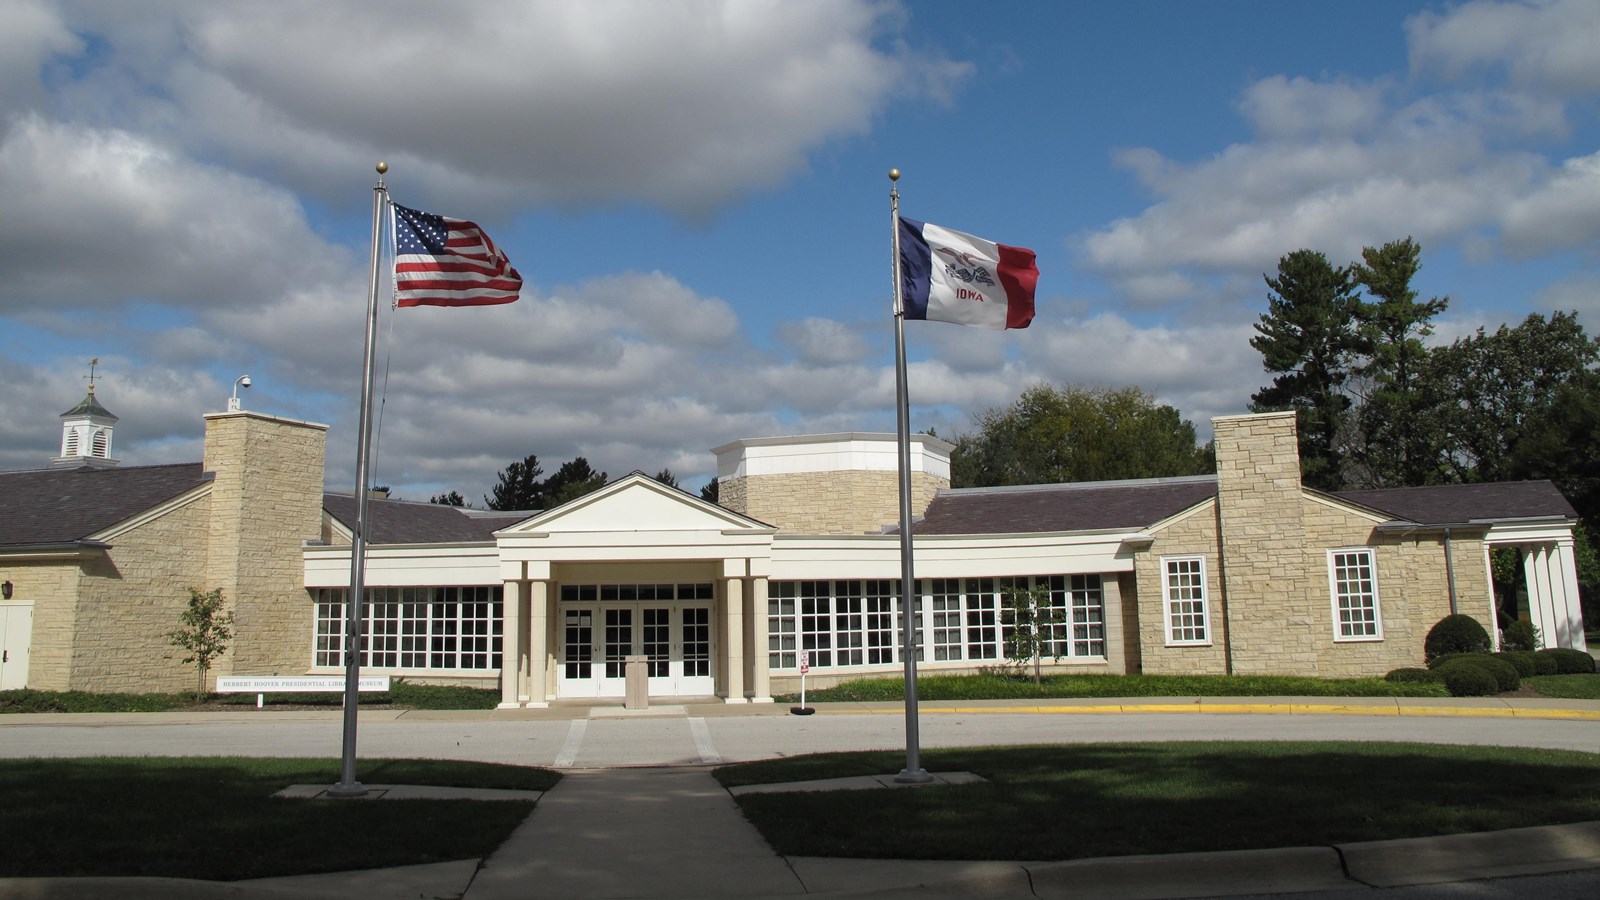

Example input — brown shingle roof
[912,476,1219,535]
[0,463,208,548]
[1335,481,1576,525]
[321,494,528,544]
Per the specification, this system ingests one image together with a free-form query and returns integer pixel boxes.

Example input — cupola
[53,363,120,468]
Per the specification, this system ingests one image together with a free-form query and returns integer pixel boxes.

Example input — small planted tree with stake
[167,587,235,701]
[1002,580,1063,686]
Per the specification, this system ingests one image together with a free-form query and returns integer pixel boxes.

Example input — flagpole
[889,168,932,784]
[328,161,388,799]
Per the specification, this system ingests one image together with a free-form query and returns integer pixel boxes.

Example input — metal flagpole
[328,161,389,798]
[888,168,931,784]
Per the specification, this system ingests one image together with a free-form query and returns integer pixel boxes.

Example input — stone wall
[0,560,83,691]
[202,412,327,678]
[73,495,213,691]
[1134,501,1230,676]
[725,470,945,535]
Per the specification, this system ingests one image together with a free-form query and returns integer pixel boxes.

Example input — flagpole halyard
[889,167,931,784]
[328,160,389,799]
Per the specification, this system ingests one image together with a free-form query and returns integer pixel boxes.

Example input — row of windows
[1160,549,1382,647]
[768,576,1106,671]
[314,586,503,670]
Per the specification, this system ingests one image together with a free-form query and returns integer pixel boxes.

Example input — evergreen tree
[1350,237,1450,486]
[429,491,467,507]
[653,468,681,490]
[543,457,609,506]
[485,454,544,510]
[700,477,720,504]
[1249,249,1363,490]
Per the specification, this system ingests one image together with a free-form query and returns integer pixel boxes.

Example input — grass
[778,671,1453,703]
[716,742,1600,860]
[0,679,500,713]
[0,757,557,880]
[1526,674,1600,699]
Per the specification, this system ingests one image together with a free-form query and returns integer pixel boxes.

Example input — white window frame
[1327,548,1383,641]
[1162,555,1211,646]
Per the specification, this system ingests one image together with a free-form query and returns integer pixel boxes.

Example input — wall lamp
[2,581,12,600]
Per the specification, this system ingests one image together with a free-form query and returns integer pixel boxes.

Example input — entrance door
[556,601,716,698]
[0,605,32,691]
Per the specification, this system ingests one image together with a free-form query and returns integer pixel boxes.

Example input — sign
[216,675,390,693]
[800,652,811,675]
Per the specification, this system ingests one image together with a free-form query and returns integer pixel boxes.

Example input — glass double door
[559,603,714,698]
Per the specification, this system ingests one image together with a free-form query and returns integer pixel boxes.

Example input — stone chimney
[712,433,952,534]
[1211,411,1318,674]
[202,411,328,676]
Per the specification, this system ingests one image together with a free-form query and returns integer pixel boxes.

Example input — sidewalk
[3,696,1599,899]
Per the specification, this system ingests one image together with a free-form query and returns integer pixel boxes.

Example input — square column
[1554,540,1588,651]
[723,574,746,703]
[525,580,550,706]
[498,579,525,709]
[749,576,772,702]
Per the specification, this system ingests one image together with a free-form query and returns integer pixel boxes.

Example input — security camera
[239,376,251,389]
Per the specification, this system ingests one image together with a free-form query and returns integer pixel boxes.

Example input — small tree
[167,587,235,700]
[1002,580,1062,686]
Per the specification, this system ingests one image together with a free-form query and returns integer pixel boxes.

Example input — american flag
[392,203,522,307]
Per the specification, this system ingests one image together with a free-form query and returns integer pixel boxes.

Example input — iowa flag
[899,217,1037,329]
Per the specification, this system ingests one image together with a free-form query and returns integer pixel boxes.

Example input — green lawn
[717,742,1600,860]
[0,757,557,880]
[779,672,1452,703]
[1526,674,1600,699]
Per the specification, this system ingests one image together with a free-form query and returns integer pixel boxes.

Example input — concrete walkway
[4,696,1600,899]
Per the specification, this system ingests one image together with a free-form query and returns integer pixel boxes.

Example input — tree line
[431,457,709,511]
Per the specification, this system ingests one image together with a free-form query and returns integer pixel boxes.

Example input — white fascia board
[304,543,501,587]
[770,531,1140,580]
[1483,519,1576,545]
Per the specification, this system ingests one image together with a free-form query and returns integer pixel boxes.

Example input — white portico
[494,473,778,707]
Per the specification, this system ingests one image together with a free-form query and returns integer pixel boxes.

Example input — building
[1,394,1588,700]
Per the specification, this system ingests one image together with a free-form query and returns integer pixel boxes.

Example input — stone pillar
[749,576,772,702]
[499,578,524,709]
[1211,412,1317,676]
[526,579,550,706]
[722,571,746,703]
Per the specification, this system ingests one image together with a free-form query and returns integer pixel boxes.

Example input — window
[1328,549,1382,640]
[1163,556,1210,645]
[766,575,1105,670]
[314,585,503,669]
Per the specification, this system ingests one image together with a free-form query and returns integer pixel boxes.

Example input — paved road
[2,706,1597,767]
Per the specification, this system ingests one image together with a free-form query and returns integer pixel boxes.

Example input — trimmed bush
[1492,651,1537,677]
[1425,614,1492,661]
[1537,648,1598,675]
[1530,652,1561,676]
[1500,620,1541,652]
[1384,667,1441,684]
[1435,659,1500,697]
[1427,651,1479,670]
[1456,655,1521,691]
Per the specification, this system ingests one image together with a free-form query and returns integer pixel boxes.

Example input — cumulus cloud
[1408,0,1600,95]
[43,0,970,218]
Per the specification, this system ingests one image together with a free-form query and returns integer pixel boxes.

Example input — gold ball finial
[889,168,901,181]
[376,161,388,174]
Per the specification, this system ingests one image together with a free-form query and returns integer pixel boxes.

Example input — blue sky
[2,0,1597,503]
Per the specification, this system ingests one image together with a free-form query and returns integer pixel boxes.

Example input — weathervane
[84,358,102,394]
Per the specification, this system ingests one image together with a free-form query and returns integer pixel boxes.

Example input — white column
[723,575,746,703]
[525,580,550,707]
[1524,547,1559,651]
[749,576,772,702]
[498,579,524,709]
[1553,539,1587,651]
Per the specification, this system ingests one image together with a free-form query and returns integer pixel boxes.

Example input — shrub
[1500,620,1541,652]
[1435,660,1499,697]
[1446,655,1521,692]
[1537,648,1598,675]
[1384,667,1441,684]
[1530,652,1561,675]
[1427,651,1479,670]
[1492,651,1537,677]
[1425,614,1492,661]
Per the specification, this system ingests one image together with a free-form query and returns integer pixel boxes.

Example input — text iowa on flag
[899,217,1037,329]
[392,203,522,307]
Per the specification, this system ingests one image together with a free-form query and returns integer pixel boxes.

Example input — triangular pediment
[497,473,771,535]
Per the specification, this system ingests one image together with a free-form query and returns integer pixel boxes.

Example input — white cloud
[1499,151,1600,256]
[0,116,352,313]
[47,0,970,218]
[1239,76,1387,141]
[1408,0,1600,95]
[777,317,872,365]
